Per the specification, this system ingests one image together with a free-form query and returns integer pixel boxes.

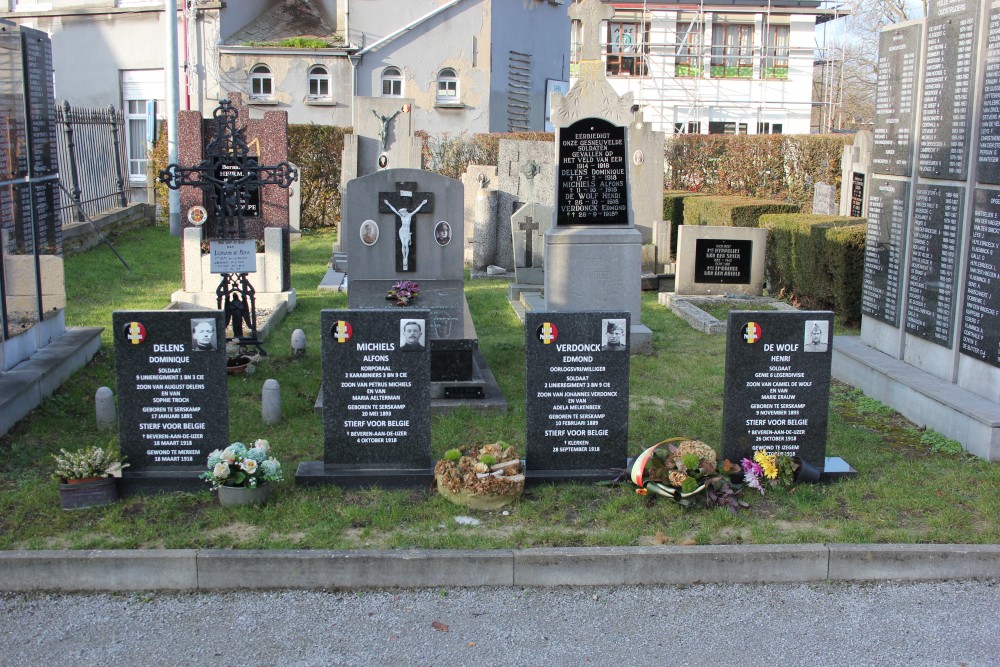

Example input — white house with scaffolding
[571,0,847,135]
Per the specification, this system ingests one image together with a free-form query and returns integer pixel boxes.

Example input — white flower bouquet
[201,439,283,490]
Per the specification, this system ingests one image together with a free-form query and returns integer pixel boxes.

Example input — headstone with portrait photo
[113,310,228,495]
[524,311,630,482]
[296,309,432,488]
[721,310,854,479]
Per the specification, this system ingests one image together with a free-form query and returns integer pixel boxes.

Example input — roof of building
[224,0,339,47]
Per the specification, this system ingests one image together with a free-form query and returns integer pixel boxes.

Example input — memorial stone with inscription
[296,309,432,488]
[113,311,227,495]
[959,189,1000,366]
[979,1,1000,184]
[861,178,909,326]
[722,311,839,474]
[871,23,921,176]
[525,311,629,481]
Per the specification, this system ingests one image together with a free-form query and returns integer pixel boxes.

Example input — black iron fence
[54,101,129,225]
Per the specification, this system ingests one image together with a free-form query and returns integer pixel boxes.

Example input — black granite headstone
[113,310,228,495]
[871,23,921,176]
[556,118,629,226]
[978,3,1000,184]
[524,311,629,482]
[849,172,866,218]
[694,238,753,284]
[959,189,1000,367]
[917,0,979,180]
[905,184,963,346]
[862,178,909,325]
[297,309,432,488]
[721,311,834,473]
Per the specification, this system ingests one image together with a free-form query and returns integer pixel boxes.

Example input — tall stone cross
[570,0,615,61]
[378,181,435,273]
[518,214,539,268]
[159,99,297,353]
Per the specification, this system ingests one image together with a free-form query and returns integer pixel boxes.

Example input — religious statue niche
[379,181,434,272]
[158,99,296,354]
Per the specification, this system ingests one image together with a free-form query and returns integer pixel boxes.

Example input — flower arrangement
[434,442,525,509]
[386,280,421,307]
[52,445,129,482]
[741,450,799,494]
[226,340,259,375]
[202,439,283,490]
[630,438,745,511]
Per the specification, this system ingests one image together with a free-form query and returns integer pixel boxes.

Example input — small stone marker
[812,182,838,215]
[262,378,281,425]
[524,311,630,482]
[296,309,432,488]
[291,328,306,357]
[113,311,228,495]
[721,310,853,478]
[675,226,767,296]
[95,386,115,430]
[511,202,553,285]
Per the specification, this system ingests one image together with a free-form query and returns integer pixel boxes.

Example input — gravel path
[2,580,998,666]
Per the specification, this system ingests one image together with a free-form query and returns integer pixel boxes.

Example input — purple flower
[742,457,764,494]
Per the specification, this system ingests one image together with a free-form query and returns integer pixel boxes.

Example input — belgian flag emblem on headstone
[742,321,761,344]
[536,321,558,344]
[332,320,352,343]
[124,321,146,345]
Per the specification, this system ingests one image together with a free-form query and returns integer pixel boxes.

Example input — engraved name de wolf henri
[379,181,434,272]
[556,117,629,226]
[158,99,296,354]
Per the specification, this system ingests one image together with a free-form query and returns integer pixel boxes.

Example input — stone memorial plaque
[978,2,1000,184]
[871,23,921,176]
[556,118,629,226]
[525,311,629,479]
[213,157,261,218]
[113,311,227,490]
[918,0,979,180]
[693,238,753,284]
[320,309,432,472]
[862,178,909,325]
[960,189,1000,366]
[905,184,963,346]
[0,25,27,180]
[721,311,834,472]
[210,239,257,274]
[849,173,866,218]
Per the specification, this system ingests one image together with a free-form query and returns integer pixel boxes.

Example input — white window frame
[308,65,331,99]
[381,66,403,98]
[122,69,164,186]
[11,0,53,10]
[436,68,459,103]
[250,64,274,99]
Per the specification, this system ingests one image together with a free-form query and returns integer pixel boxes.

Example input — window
[709,121,748,135]
[250,64,273,98]
[308,65,330,98]
[757,122,783,134]
[711,22,754,78]
[674,22,703,77]
[381,67,403,97]
[674,121,701,134]
[606,19,648,77]
[12,1,52,10]
[762,25,790,79]
[122,69,163,185]
[436,68,459,103]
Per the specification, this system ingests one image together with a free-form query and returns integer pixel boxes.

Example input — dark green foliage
[683,196,800,228]
[662,191,709,259]
[287,124,352,228]
[760,213,867,325]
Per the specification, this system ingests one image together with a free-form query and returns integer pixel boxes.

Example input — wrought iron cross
[158,99,296,355]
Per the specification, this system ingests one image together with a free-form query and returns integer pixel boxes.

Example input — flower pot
[218,483,271,507]
[58,476,118,510]
[227,356,252,375]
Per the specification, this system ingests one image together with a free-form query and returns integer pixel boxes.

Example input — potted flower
[630,437,746,511]
[226,340,259,375]
[202,439,283,506]
[434,442,525,510]
[51,445,129,510]
[386,280,421,307]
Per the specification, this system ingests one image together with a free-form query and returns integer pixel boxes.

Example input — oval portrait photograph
[434,221,452,247]
[360,219,379,246]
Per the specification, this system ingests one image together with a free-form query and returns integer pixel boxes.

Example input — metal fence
[54,101,130,225]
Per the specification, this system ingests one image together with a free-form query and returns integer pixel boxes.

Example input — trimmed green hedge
[288,124,352,229]
[662,190,708,259]
[683,196,800,228]
[760,213,867,326]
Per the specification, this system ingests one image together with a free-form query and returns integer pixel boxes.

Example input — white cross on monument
[569,0,615,61]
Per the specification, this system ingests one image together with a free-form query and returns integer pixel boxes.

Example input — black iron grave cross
[158,99,296,355]
[518,215,539,268]
[378,181,434,273]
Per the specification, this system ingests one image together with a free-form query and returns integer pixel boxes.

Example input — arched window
[308,65,330,98]
[436,68,459,102]
[250,64,273,98]
[381,66,402,97]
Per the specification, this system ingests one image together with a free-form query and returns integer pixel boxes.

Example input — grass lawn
[1,224,998,550]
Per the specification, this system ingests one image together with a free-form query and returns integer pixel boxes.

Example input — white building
[573,0,847,135]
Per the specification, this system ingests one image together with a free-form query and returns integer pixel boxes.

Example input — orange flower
[636,487,648,496]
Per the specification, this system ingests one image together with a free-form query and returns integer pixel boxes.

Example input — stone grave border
[658,294,799,334]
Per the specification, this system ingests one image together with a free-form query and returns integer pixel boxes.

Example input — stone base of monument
[294,462,433,489]
[523,468,626,485]
[659,293,799,335]
[118,470,207,497]
[833,336,1000,461]
[164,299,290,344]
[317,268,346,292]
[819,457,858,481]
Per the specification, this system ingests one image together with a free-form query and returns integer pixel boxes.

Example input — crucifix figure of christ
[518,215,539,268]
[378,182,434,273]
[159,99,297,355]
[372,108,401,155]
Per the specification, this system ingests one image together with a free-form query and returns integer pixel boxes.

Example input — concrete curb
[1,544,998,592]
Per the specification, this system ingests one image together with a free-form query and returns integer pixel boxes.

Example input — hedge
[287,124,351,229]
[662,190,708,259]
[416,131,555,179]
[760,213,867,326]
[683,196,800,228]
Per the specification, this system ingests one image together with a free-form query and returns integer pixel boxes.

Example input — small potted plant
[202,439,283,506]
[52,445,129,510]
[434,442,525,510]
[226,340,259,375]
[386,280,421,307]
